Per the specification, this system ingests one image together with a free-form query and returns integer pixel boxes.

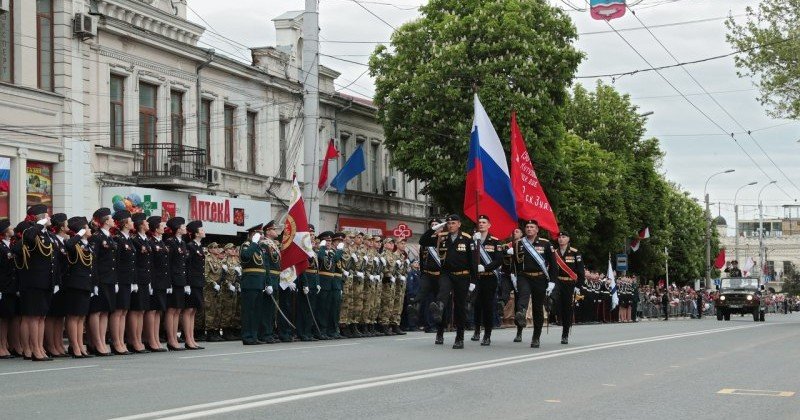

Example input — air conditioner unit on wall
[206,168,222,184]
[384,175,398,194]
[0,0,10,13]
[73,13,97,40]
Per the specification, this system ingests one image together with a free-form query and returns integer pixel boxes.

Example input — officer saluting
[553,231,584,345]
[429,214,477,349]
[509,219,557,348]
[20,205,57,361]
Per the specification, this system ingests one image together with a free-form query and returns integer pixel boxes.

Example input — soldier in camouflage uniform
[377,238,399,335]
[220,243,242,341]
[390,238,410,335]
[359,236,375,336]
[341,232,362,338]
[367,235,385,336]
[203,243,225,342]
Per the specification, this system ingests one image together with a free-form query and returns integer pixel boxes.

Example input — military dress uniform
[264,232,293,343]
[0,220,18,321]
[473,226,504,345]
[147,217,170,312]
[113,219,136,312]
[430,215,478,349]
[418,222,443,332]
[346,244,366,337]
[258,232,281,344]
[239,225,267,345]
[366,241,384,336]
[47,213,68,320]
[316,232,342,339]
[553,237,585,344]
[90,208,117,315]
[510,224,558,348]
[390,248,409,335]
[130,217,153,313]
[164,218,188,310]
[62,217,95,317]
[185,222,206,311]
[338,241,356,337]
[297,255,319,341]
[19,206,59,317]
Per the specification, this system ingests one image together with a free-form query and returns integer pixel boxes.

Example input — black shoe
[513,332,522,343]
[480,336,491,346]
[184,345,204,350]
[515,311,527,328]
[0,354,15,359]
[242,340,259,345]
[167,344,185,351]
[195,331,207,342]
[471,332,480,341]
[429,301,443,324]
[531,339,540,348]
[147,346,167,352]
[452,339,464,349]
[350,324,363,338]
[32,355,53,362]
[112,348,131,356]
[435,334,444,345]
[496,301,506,319]
[206,332,223,342]
[391,325,407,335]
[561,337,568,345]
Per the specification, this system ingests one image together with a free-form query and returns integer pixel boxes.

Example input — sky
[183,0,800,233]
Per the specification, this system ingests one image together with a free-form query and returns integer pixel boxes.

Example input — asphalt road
[1,314,798,419]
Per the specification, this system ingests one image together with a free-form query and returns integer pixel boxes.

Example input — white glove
[53,285,60,294]
[363,256,370,263]
[251,233,261,244]
[478,264,485,273]
[395,260,402,267]
[316,285,321,292]
[131,284,139,293]
[114,283,119,293]
[432,222,446,231]
[469,283,476,292]
[574,287,581,295]
[167,287,173,295]
[149,285,154,296]
[184,285,191,295]
[265,285,273,295]
[93,286,99,296]
[213,283,221,292]
[400,275,407,281]
[380,257,387,265]
[336,242,345,250]
[373,257,380,264]
[0,292,2,300]
[357,271,365,278]
[351,253,357,260]
[228,284,236,293]
[508,247,516,255]
[319,240,327,248]
[37,218,49,226]
[510,274,517,289]
[390,276,396,283]
[473,232,482,242]
[546,282,555,296]
[77,229,86,237]
[222,264,228,271]
[343,270,350,277]
[234,267,242,276]
[303,286,309,294]
[288,282,297,291]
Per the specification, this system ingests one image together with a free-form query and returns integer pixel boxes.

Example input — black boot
[340,325,352,338]
[452,339,464,349]
[391,324,406,335]
[350,324,362,338]
[429,301,443,324]
[514,326,523,343]
[471,326,481,341]
[515,310,527,328]
[435,333,444,345]
[561,336,568,345]
[207,330,223,342]
[481,333,491,346]
[531,337,540,348]
[195,330,207,342]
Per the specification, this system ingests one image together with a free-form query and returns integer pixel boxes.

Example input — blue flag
[330,144,366,192]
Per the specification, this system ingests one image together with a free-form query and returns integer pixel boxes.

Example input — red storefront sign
[189,195,231,224]
[392,223,413,239]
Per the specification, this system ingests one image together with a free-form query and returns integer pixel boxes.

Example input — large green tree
[369,0,584,212]
[725,0,800,119]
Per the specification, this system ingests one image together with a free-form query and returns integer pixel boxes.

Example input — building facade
[0,0,430,243]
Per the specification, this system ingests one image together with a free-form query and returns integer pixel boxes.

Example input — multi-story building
[0,0,429,244]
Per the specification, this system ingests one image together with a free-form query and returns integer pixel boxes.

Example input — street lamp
[758,180,778,282]
[705,169,735,288]
[734,181,758,261]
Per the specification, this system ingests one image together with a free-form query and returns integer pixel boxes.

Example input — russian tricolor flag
[464,94,518,238]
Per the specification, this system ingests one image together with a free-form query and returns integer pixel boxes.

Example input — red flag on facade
[281,176,315,274]
[318,139,339,190]
[510,112,560,235]
[713,248,726,270]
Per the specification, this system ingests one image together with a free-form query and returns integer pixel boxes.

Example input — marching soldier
[239,224,266,345]
[508,219,557,348]
[429,214,478,349]
[144,216,168,352]
[203,243,225,342]
[184,220,205,350]
[472,215,504,346]
[418,218,446,334]
[553,231,584,345]
[220,243,242,341]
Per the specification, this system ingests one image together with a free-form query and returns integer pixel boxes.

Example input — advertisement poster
[0,157,9,219]
[26,161,53,212]
[101,187,188,220]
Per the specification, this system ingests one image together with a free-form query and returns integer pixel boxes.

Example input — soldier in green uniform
[338,232,356,338]
[377,238,399,335]
[330,232,347,339]
[203,243,224,342]
[264,220,293,342]
[239,224,266,345]
[316,231,342,339]
[297,251,319,341]
[257,224,280,345]
[219,243,241,340]
[390,238,409,335]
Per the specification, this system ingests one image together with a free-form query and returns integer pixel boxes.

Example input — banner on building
[189,194,270,236]
[26,162,53,212]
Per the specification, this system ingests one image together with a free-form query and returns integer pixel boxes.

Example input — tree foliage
[725,0,800,119]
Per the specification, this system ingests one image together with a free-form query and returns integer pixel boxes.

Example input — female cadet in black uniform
[0,220,16,358]
[9,221,30,358]
[127,213,152,353]
[20,204,57,361]
[184,220,205,350]
[88,207,116,356]
[110,210,135,355]
[63,217,95,358]
[144,216,168,352]
[44,212,69,358]
[164,217,187,351]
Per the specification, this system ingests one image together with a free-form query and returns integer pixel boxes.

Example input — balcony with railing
[132,143,207,187]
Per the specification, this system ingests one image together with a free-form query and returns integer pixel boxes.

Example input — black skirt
[115,283,132,310]
[61,287,91,316]
[90,283,116,313]
[0,293,17,319]
[20,288,52,317]
[185,286,204,309]
[129,288,150,311]
[150,289,168,312]
[167,289,185,309]
[47,290,66,317]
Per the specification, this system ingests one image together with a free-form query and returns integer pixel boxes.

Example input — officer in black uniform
[429,214,477,349]
[553,231,584,345]
[471,215,504,346]
[63,217,94,358]
[417,218,445,333]
[0,219,17,358]
[184,220,205,350]
[44,212,68,358]
[21,204,57,361]
[164,217,187,351]
[88,207,115,356]
[145,216,169,352]
[110,210,135,355]
[509,219,557,348]
[127,213,151,353]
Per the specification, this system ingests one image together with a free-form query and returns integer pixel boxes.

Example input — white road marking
[0,365,98,376]
[178,342,360,359]
[601,384,616,387]
[113,324,762,420]
[395,336,433,341]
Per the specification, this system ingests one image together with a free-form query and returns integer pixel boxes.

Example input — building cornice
[97,0,205,46]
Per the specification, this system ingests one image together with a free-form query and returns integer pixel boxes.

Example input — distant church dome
[714,216,727,226]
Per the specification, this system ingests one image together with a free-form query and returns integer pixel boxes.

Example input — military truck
[714,277,765,322]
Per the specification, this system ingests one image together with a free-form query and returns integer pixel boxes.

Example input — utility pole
[302,0,321,228]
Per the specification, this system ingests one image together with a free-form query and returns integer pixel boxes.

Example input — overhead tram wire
[626,6,800,197]
[345,0,397,30]
[580,1,792,200]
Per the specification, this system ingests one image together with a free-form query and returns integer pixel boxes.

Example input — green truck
[715,277,765,322]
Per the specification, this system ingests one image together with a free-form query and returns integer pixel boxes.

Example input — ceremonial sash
[555,251,578,281]
[477,242,501,279]
[427,246,441,267]
[522,238,550,281]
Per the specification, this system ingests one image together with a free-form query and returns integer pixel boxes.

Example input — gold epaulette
[461,232,472,239]
[570,247,578,252]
